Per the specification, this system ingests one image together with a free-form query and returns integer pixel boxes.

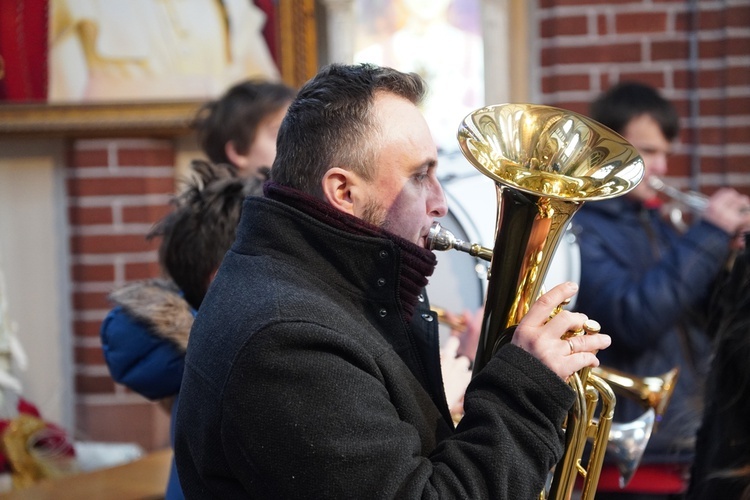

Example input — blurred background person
[98,77,293,499]
[100,162,258,499]
[572,82,750,499]
[435,307,482,420]
[191,79,295,179]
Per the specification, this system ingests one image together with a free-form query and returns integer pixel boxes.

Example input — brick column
[68,138,176,451]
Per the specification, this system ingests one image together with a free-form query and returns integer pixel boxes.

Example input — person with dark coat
[174,63,612,499]
[573,82,750,499]
[688,239,750,498]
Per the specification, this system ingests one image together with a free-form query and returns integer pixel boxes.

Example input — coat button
[421,313,434,322]
[379,309,387,317]
[417,293,425,303]
[379,250,389,259]
[377,278,386,287]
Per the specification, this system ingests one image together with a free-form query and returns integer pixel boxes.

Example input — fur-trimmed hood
[101,278,192,401]
[108,279,193,352]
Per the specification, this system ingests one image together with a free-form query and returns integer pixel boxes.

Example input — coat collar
[108,279,194,352]
[249,183,437,322]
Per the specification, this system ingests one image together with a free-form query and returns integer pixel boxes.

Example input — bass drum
[426,162,581,342]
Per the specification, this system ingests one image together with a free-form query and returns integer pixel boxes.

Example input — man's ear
[322,167,362,215]
[225,141,249,170]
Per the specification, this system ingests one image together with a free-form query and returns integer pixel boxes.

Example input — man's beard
[361,199,390,232]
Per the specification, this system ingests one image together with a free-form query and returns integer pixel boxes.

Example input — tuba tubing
[430,297,667,491]
[472,187,581,372]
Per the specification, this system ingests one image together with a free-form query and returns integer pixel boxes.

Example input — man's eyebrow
[409,159,436,173]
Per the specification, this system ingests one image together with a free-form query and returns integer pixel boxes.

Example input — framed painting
[0,0,318,137]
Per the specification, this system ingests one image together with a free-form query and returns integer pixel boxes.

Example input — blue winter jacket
[573,197,732,465]
[100,279,195,500]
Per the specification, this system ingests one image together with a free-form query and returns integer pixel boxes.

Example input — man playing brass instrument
[174,63,611,498]
[573,82,750,499]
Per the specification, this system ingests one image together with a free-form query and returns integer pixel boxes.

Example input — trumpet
[431,306,468,331]
[648,175,750,234]
[592,365,679,429]
[648,176,706,232]
[605,409,655,489]
[647,176,708,214]
[593,366,679,487]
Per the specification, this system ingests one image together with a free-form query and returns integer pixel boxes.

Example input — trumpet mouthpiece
[647,176,665,191]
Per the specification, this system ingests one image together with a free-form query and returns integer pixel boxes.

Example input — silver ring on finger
[567,338,575,355]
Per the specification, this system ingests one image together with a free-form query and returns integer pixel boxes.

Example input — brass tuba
[431,103,644,499]
[428,234,668,491]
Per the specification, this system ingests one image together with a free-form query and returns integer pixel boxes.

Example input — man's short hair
[193,80,296,167]
[590,81,680,142]
[271,63,427,197]
[148,161,261,310]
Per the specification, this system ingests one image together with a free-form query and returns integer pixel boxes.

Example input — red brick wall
[68,138,177,450]
[534,0,750,195]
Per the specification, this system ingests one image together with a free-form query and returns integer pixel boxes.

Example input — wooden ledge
[0,101,203,138]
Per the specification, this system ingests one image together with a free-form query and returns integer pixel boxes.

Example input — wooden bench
[0,448,172,500]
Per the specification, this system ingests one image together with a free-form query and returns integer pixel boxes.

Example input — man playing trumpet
[573,82,750,499]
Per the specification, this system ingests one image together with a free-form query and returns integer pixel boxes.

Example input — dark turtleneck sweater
[264,181,437,323]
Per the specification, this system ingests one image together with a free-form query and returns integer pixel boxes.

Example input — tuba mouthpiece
[426,222,455,252]
[427,222,493,261]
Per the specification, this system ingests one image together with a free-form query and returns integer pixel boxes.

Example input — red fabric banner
[0,0,48,101]
[254,0,279,68]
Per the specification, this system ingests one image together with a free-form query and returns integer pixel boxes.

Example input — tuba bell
[431,103,644,499]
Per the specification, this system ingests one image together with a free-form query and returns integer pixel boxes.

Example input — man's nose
[431,181,448,218]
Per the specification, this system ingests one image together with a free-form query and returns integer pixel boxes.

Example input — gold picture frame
[279,0,318,89]
[0,100,203,138]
